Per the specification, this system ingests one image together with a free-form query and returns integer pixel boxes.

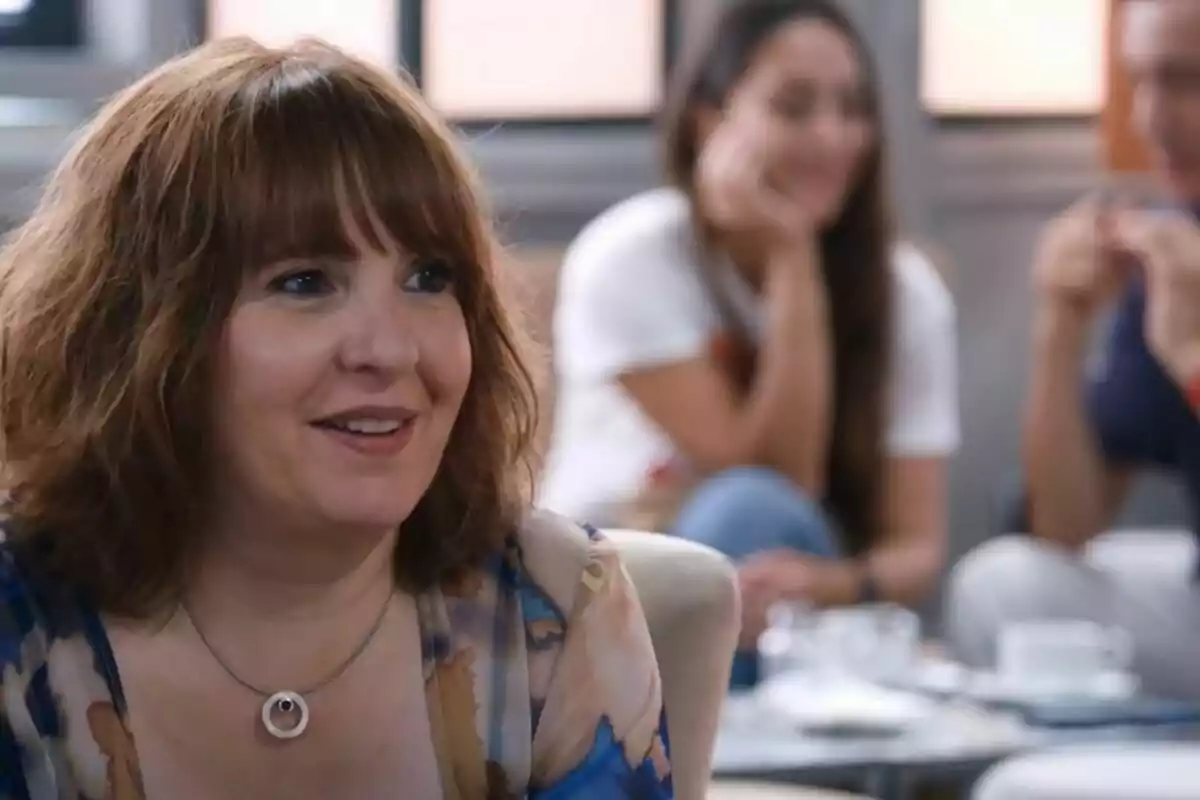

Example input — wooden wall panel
[1103,0,1153,171]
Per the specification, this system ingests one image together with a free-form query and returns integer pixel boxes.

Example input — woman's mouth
[310,407,418,456]
[313,417,404,436]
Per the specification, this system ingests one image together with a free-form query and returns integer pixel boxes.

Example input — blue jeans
[671,466,840,688]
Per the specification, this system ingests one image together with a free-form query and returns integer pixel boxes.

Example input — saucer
[966,669,1139,704]
[757,674,937,736]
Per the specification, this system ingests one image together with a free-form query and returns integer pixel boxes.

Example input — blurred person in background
[540,0,959,687]
[0,39,670,797]
[947,0,1200,701]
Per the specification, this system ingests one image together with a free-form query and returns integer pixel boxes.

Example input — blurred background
[0,0,1186,588]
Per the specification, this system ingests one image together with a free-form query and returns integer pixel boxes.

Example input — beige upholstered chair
[605,530,740,800]
[973,743,1200,800]
[708,783,874,799]
[606,531,874,800]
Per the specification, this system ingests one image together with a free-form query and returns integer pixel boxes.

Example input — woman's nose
[336,289,420,376]
[811,106,849,151]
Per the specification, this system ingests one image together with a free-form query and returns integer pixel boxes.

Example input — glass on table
[751,603,930,736]
[815,604,921,684]
[757,601,921,685]
[757,600,819,685]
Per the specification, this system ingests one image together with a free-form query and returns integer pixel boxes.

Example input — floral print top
[0,511,672,798]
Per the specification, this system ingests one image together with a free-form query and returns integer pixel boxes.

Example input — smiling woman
[540,0,958,690]
[0,38,671,798]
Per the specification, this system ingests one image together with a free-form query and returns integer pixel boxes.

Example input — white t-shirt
[537,187,960,524]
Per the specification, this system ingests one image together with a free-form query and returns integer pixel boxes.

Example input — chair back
[604,529,740,800]
[709,783,874,799]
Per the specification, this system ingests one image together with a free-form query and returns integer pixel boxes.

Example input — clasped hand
[1034,201,1200,388]
[1118,213,1200,387]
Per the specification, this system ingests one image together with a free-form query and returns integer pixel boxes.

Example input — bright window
[0,0,33,15]
[922,0,1106,116]
[205,0,398,67]
[417,0,668,122]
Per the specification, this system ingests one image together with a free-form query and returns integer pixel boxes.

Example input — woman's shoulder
[889,240,956,323]
[0,539,97,665]
[568,187,692,256]
[0,541,132,792]
[0,543,78,742]
[511,510,620,618]
[557,187,700,295]
[0,542,53,652]
[513,512,670,793]
[0,540,103,673]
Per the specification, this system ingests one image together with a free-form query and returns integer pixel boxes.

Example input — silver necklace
[184,594,393,740]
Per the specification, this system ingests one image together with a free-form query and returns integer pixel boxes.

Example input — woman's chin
[773,184,849,231]
[307,495,419,538]
[807,193,851,230]
[310,477,426,521]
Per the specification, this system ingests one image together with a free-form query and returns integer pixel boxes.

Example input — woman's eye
[268,269,334,297]
[840,90,869,120]
[403,257,455,294]
[772,97,814,121]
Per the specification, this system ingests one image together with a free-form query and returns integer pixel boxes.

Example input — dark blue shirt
[1086,279,1200,534]
[1002,280,1200,541]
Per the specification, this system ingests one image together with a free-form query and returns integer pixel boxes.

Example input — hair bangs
[214,60,486,275]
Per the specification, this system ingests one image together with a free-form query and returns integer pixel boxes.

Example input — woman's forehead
[234,177,439,269]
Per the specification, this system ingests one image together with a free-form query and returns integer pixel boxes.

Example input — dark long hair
[662,0,893,555]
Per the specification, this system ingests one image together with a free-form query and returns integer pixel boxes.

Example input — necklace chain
[184,592,393,699]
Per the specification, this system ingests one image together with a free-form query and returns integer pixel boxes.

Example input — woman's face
[210,220,471,541]
[718,18,875,228]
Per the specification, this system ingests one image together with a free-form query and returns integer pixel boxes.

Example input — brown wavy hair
[662,0,893,555]
[0,38,538,617]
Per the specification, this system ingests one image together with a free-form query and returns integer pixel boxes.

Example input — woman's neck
[183,516,398,629]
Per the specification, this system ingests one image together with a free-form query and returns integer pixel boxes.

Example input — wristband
[856,561,881,604]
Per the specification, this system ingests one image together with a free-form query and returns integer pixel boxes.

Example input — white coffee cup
[997,620,1132,697]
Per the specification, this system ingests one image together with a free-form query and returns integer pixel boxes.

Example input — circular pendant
[261,691,309,740]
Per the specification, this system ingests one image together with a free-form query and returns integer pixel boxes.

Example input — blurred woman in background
[540,0,959,686]
[0,38,669,797]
